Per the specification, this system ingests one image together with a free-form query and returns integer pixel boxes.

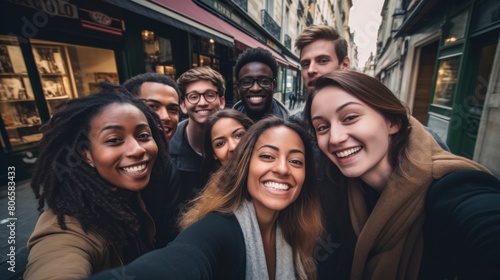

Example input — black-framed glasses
[237,76,275,89]
[185,90,219,104]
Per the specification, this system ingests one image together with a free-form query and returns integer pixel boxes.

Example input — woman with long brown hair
[304,70,500,279]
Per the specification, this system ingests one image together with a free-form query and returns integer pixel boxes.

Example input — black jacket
[169,119,210,204]
[88,213,246,280]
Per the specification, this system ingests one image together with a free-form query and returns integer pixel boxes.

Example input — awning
[284,54,300,71]
[103,0,233,46]
[147,0,291,68]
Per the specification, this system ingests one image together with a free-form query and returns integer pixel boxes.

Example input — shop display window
[0,35,118,151]
[433,55,461,107]
[0,35,43,149]
[31,39,119,100]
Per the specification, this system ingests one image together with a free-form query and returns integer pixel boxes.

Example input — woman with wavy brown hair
[90,116,324,280]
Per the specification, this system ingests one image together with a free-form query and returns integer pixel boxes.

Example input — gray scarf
[234,200,298,280]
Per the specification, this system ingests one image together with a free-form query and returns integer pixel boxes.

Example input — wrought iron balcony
[261,10,281,40]
[306,11,313,26]
[284,34,291,49]
[231,0,247,12]
[298,1,305,18]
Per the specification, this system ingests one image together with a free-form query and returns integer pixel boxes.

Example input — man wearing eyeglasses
[171,66,226,203]
[232,47,289,122]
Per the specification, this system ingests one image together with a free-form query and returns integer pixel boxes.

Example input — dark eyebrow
[311,101,363,121]
[99,123,149,135]
[257,145,305,155]
[232,127,245,134]
[258,144,278,151]
[336,101,363,113]
[140,98,160,104]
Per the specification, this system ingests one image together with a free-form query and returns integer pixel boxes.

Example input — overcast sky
[349,0,385,66]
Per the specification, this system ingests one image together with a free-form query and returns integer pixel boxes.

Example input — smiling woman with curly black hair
[24,83,172,280]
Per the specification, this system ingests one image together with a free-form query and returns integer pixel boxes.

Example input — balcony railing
[298,1,304,18]
[284,34,291,49]
[231,0,247,12]
[261,10,281,40]
[306,11,313,26]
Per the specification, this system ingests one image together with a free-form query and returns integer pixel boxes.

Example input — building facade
[374,0,500,176]
[0,0,355,180]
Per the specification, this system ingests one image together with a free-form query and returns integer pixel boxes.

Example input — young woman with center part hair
[303,71,500,280]
[202,109,254,172]
[24,84,173,280]
[88,116,324,280]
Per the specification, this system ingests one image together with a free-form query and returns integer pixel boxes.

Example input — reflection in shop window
[433,56,461,107]
[443,11,468,45]
[142,30,176,80]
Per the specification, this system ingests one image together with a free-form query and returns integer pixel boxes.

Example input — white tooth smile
[336,147,362,158]
[122,163,147,173]
[249,96,263,102]
[264,181,290,190]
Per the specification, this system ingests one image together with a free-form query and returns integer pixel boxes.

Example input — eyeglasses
[185,90,219,104]
[237,77,275,89]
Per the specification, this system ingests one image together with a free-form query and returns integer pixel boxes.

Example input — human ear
[180,100,188,114]
[83,150,95,167]
[219,96,226,110]
[340,56,350,70]
[388,120,401,135]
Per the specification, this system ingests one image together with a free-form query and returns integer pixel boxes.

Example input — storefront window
[31,39,118,110]
[142,30,176,79]
[433,56,461,107]
[0,35,42,150]
[0,36,118,151]
[443,11,468,45]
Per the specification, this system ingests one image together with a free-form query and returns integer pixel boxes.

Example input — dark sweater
[169,119,211,204]
[88,212,246,280]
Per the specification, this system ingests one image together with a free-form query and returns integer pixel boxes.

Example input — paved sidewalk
[1,179,38,280]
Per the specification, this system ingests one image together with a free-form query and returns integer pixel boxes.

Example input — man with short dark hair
[233,47,289,122]
[123,72,180,140]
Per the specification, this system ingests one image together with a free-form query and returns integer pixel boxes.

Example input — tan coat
[24,195,155,280]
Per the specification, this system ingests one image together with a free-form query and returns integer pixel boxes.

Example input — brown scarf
[349,116,490,280]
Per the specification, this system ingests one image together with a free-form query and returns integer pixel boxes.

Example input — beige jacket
[24,195,155,280]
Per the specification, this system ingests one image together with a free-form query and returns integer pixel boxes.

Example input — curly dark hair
[123,72,181,99]
[30,82,170,246]
[234,47,279,79]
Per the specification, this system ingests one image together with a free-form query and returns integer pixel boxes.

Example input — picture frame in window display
[7,45,27,73]
[41,77,66,98]
[94,72,119,85]
[0,45,14,73]
[0,77,30,100]
[33,46,66,74]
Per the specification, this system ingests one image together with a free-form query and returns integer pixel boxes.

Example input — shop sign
[8,0,78,19]
[79,8,123,36]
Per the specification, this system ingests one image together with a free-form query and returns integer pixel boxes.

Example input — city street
[1,179,39,280]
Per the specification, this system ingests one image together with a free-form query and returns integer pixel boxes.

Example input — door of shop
[456,37,497,159]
